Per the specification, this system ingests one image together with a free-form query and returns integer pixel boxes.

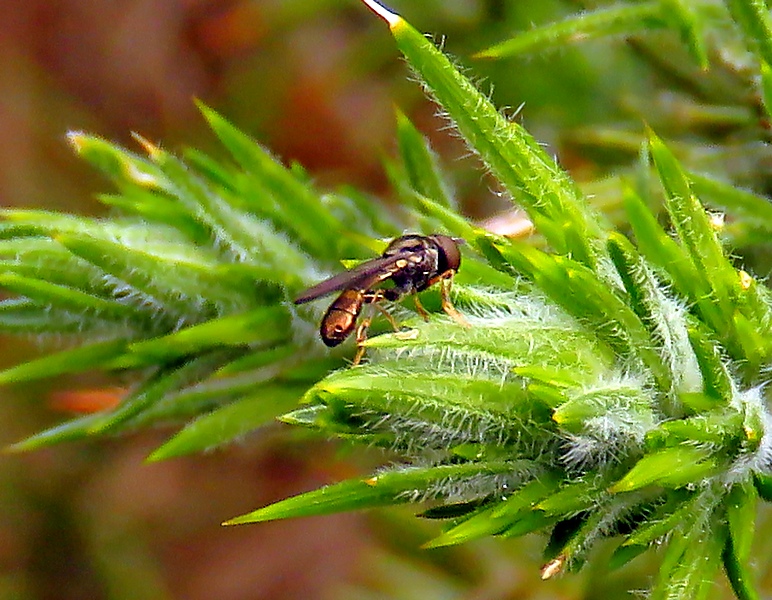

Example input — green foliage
[5,1,772,598]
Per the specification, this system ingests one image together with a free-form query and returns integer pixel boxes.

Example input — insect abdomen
[320,289,363,347]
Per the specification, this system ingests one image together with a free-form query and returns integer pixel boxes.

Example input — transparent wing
[294,254,411,304]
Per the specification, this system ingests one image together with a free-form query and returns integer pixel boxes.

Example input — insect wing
[294,254,410,304]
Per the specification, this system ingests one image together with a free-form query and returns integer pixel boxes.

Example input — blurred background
[2,1,771,598]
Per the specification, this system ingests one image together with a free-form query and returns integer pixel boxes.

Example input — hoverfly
[294,234,468,362]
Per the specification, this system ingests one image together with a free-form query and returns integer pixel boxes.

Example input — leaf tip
[195,100,218,124]
[644,125,662,147]
[66,130,88,154]
[144,448,166,463]
[360,0,401,27]
[4,441,27,454]
[131,132,162,160]
[471,48,495,60]
[222,513,256,527]
[420,537,448,550]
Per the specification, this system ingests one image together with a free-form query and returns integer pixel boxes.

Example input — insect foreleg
[413,295,430,322]
[435,271,470,328]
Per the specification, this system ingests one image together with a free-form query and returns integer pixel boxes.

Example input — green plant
[5,1,772,598]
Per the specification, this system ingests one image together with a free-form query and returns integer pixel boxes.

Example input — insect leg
[435,271,471,328]
[413,295,430,322]
[352,316,371,365]
[373,303,401,331]
[362,289,401,331]
[350,290,388,365]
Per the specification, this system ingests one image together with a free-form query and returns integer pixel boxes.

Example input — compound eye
[432,235,462,272]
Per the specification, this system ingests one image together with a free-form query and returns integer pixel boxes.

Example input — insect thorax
[388,246,439,295]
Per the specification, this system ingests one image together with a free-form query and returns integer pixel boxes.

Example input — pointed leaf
[607,232,702,396]
[147,145,313,273]
[688,172,772,231]
[92,351,240,433]
[225,461,520,524]
[0,300,88,333]
[395,109,454,208]
[663,0,709,69]
[723,0,772,67]
[0,237,117,294]
[305,362,552,450]
[537,479,607,516]
[488,237,670,388]
[363,312,613,379]
[415,195,477,242]
[197,103,341,258]
[57,233,252,318]
[148,385,303,461]
[725,480,757,564]
[760,60,772,121]
[610,446,717,493]
[649,132,739,335]
[362,0,604,269]
[722,480,759,600]
[476,2,666,59]
[122,307,291,364]
[650,508,725,600]
[425,475,557,547]
[623,491,700,548]
[623,185,704,301]
[67,132,171,192]
[0,273,142,320]
[686,325,735,405]
[8,413,111,452]
[0,339,130,384]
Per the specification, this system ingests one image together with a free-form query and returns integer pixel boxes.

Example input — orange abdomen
[320,289,364,347]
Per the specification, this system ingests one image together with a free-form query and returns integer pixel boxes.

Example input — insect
[294,234,468,362]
